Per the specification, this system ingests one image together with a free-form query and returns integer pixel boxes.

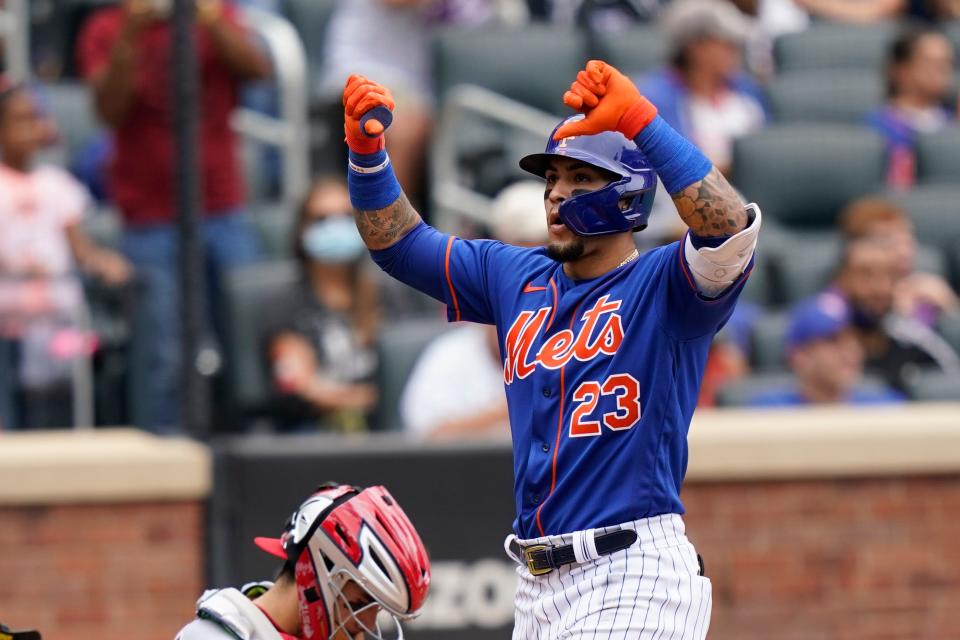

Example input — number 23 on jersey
[570,373,642,437]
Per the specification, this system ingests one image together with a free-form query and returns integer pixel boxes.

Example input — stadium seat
[715,372,796,407]
[771,231,842,306]
[250,200,296,260]
[766,70,883,124]
[717,373,896,406]
[374,317,452,432]
[592,25,666,77]
[915,244,949,278]
[888,185,960,253]
[945,20,960,56]
[739,248,774,306]
[938,312,960,356]
[901,368,960,401]
[41,81,102,167]
[0,339,16,430]
[749,310,790,372]
[79,206,122,249]
[240,138,276,204]
[433,26,588,115]
[950,243,960,292]
[283,0,338,93]
[774,22,898,73]
[915,126,960,185]
[733,124,886,228]
[769,234,945,309]
[221,261,299,415]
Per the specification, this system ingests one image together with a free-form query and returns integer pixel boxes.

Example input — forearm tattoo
[670,167,748,237]
[353,192,422,250]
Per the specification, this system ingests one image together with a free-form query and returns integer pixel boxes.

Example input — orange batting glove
[343,74,395,155]
[553,60,658,141]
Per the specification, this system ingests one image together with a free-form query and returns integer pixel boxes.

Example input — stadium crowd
[1,0,959,435]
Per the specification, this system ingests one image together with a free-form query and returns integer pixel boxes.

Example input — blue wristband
[634,115,713,194]
[348,149,402,211]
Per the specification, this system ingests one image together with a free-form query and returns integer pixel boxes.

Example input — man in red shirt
[77,0,270,430]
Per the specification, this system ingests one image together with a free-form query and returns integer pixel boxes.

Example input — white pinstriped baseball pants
[506,514,711,640]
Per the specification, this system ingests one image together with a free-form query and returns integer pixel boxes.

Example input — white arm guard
[683,203,762,298]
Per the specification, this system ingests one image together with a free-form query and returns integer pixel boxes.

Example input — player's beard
[546,238,585,263]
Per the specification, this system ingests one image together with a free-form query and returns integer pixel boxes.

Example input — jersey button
[541,442,550,452]
[542,387,552,397]
[532,494,541,504]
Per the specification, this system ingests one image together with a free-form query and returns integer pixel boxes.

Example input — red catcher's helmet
[254,483,431,640]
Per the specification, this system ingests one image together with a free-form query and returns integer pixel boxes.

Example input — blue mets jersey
[372,222,752,539]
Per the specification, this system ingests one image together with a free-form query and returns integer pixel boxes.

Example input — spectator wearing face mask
[749,292,905,406]
[262,177,379,432]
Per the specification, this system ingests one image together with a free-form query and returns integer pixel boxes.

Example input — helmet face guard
[519,116,657,237]
[255,483,431,640]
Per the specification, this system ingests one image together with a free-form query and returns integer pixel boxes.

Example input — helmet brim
[253,536,288,559]
[519,149,626,180]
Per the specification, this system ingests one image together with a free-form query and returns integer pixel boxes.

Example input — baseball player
[174,482,430,640]
[344,59,761,638]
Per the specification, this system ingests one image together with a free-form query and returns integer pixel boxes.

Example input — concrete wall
[0,430,211,640]
[683,403,960,640]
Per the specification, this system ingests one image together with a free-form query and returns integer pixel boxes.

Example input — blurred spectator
[0,81,132,428]
[487,180,550,246]
[76,0,271,431]
[797,0,907,22]
[839,196,958,325]
[922,0,960,19]
[698,329,751,406]
[831,235,960,392]
[540,0,664,28]
[866,26,955,189]
[400,180,546,439]
[401,323,507,438]
[263,177,378,432]
[749,293,904,406]
[639,0,767,175]
[318,0,525,205]
[756,0,905,37]
[234,0,281,10]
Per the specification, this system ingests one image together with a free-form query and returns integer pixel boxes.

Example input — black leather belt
[509,529,638,576]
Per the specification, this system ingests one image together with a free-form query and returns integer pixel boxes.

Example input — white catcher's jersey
[175,585,284,640]
[508,514,711,640]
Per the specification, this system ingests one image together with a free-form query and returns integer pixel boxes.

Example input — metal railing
[430,84,557,233]
[231,6,310,204]
[0,0,29,82]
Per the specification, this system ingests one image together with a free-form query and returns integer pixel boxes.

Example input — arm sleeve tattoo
[670,167,748,237]
[353,192,423,250]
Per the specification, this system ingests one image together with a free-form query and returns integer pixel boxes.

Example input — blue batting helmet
[519,115,657,237]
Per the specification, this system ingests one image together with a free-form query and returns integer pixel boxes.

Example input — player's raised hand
[553,60,658,141]
[342,74,396,155]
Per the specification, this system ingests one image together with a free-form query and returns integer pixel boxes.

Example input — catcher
[175,483,431,640]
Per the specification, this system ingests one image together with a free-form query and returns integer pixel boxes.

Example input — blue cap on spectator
[786,293,851,350]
